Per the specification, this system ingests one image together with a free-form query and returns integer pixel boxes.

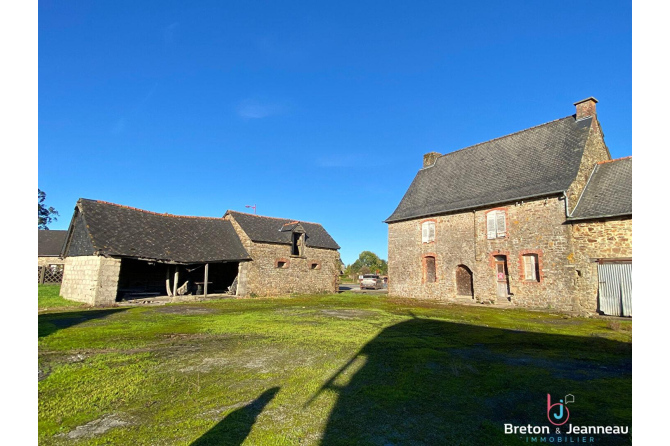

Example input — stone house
[385,98,632,315]
[59,199,340,306]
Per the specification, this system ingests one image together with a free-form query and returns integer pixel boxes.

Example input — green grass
[39,285,87,311]
[38,293,632,445]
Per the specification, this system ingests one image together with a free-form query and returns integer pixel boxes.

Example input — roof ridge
[425,115,578,167]
[227,210,322,226]
[597,156,632,165]
[85,200,226,220]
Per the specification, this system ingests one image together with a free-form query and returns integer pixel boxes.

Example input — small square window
[309,262,320,270]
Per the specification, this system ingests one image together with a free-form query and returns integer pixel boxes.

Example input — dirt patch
[64,413,131,439]
[319,309,376,319]
[153,306,217,315]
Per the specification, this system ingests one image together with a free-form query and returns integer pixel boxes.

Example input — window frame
[485,209,508,240]
[421,219,436,243]
[518,250,543,283]
[422,253,438,284]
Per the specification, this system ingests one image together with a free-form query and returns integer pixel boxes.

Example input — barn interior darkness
[116,259,239,300]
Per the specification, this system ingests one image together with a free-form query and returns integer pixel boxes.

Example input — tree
[38,189,59,230]
[347,251,388,278]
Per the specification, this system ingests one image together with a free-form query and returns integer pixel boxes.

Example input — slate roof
[226,211,340,250]
[64,199,251,263]
[570,157,632,220]
[385,116,594,223]
[38,230,67,256]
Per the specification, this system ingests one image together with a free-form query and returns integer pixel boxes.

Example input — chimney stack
[423,151,441,168]
[574,97,598,120]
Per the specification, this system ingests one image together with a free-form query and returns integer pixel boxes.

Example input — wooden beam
[166,267,173,297]
[204,263,209,297]
[173,266,179,297]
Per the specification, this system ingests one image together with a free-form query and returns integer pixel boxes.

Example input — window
[486,210,507,239]
[291,232,305,256]
[423,256,436,283]
[523,254,540,282]
[275,258,289,269]
[422,221,435,243]
[309,262,320,270]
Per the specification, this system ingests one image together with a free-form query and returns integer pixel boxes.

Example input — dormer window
[291,231,305,256]
[486,210,507,239]
[422,221,435,243]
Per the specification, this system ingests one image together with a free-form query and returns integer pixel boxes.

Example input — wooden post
[39,266,46,285]
[173,266,179,297]
[204,263,209,297]
[166,267,173,297]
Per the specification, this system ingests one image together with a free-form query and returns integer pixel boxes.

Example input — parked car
[360,274,384,290]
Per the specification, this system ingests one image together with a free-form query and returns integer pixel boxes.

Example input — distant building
[38,230,67,266]
[385,98,631,316]
[59,199,340,306]
[38,230,67,284]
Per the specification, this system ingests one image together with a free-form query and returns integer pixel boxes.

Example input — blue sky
[38,0,632,265]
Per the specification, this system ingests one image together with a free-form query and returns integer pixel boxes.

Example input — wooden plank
[204,263,209,297]
[166,267,173,297]
[173,266,179,297]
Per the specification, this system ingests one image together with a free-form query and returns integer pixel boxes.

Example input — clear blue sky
[38,0,632,265]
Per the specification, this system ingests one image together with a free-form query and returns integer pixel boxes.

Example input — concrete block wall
[60,256,121,305]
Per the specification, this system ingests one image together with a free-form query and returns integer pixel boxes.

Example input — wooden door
[456,265,474,298]
[494,256,509,301]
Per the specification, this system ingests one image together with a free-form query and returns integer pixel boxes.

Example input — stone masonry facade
[227,215,340,297]
[60,256,121,306]
[387,105,630,315]
[389,195,581,312]
[571,217,632,312]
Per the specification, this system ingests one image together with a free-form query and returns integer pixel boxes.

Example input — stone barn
[385,98,632,315]
[59,199,340,306]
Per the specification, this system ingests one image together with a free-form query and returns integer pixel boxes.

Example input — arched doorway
[455,265,474,298]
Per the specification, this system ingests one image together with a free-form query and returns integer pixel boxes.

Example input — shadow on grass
[312,317,632,446]
[38,308,127,338]
[191,387,279,446]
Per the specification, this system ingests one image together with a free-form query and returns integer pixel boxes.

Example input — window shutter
[496,211,506,238]
[422,223,429,243]
[428,222,435,241]
[524,255,532,280]
[487,212,496,239]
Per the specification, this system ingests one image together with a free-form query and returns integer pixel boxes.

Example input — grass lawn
[39,285,87,311]
[38,292,632,445]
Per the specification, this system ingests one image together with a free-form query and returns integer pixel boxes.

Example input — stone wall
[570,217,633,312]
[388,196,580,311]
[227,214,340,297]
[242,242,340,296]
[60,256,121,305]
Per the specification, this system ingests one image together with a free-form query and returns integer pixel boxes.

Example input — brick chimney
[574,97,598,120]
[423,151,441,168]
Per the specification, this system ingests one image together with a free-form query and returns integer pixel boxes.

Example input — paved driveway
[339,283,388,295]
